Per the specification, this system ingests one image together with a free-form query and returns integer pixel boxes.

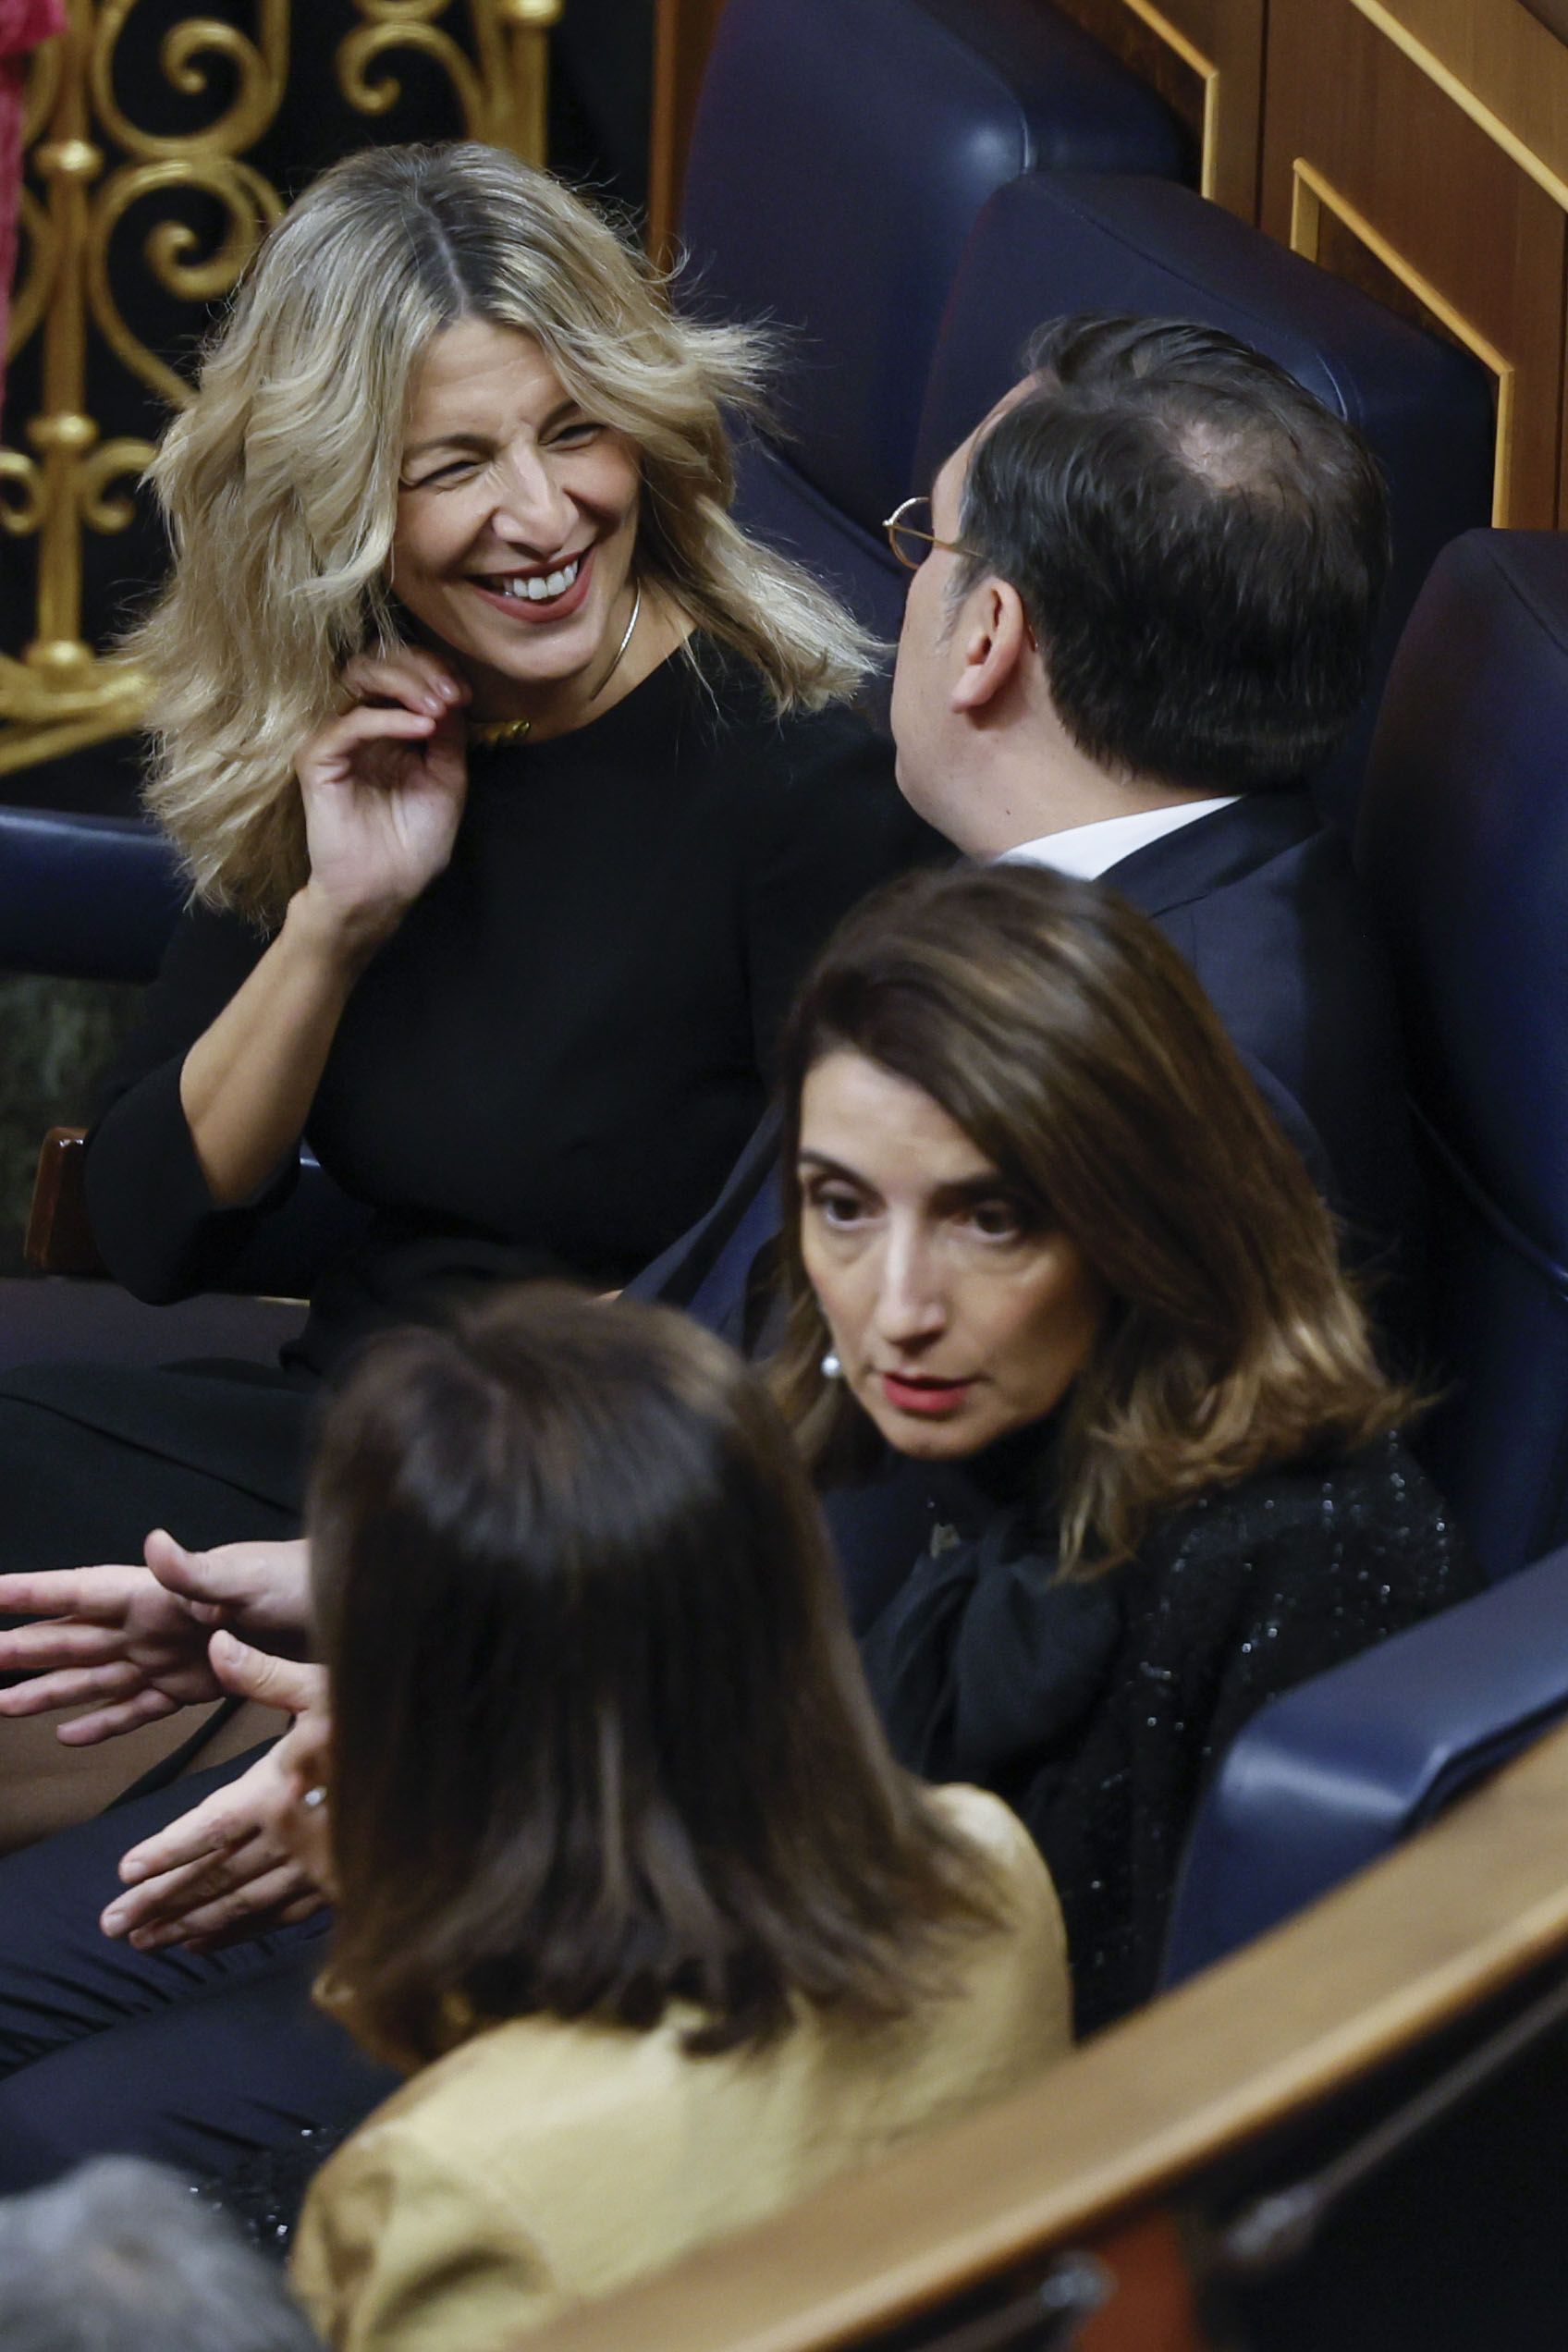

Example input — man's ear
[949,581,1032,715]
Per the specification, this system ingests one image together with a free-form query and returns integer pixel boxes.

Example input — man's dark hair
[952,313,1392,794]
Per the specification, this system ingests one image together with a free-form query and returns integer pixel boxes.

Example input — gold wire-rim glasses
[883,494,970,571]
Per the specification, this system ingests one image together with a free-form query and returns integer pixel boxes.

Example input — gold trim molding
[1290,157,1514,526]
[1350,0,1568,216]
[2,0,564,778]
[1114,0,1220,202]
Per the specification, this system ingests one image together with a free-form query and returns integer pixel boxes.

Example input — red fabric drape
[0,0,66,420]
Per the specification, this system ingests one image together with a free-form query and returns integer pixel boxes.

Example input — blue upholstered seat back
[0,806,184,985]
[913,172,1496,820]
[677,0,1191,636]
[1357,529,1568,1581]
[1162,1540,1568,1985]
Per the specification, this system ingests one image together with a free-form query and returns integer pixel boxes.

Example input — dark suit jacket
[629,791,1420,1341]
[1107,791,1417,1261]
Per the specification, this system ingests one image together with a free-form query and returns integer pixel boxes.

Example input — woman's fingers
[339,650,469,717]
[144,1530,313,1638]
[304,702,442,774]
[0,1617,140,1672]
[0,1660,142,1720]
[115,1773,262,1891]
[103,1844,242,1937]
[125,1862,318,1952]
[0,1564,143,1620]
[55,1690,182,1746]
[104,1756,322,1947]
[180,1883,328,1954]
[183,1886,327,1955]
[206,1633,324,1717]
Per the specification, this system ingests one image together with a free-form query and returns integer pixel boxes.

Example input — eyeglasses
[883,495,969,571]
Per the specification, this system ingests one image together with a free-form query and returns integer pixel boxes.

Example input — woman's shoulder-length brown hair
[309,1285,1002,2076]
[771,863,1415,1576]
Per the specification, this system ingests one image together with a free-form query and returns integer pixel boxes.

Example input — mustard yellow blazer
[291,1786,1070,2351]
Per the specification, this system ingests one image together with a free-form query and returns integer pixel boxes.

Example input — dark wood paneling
[1044,0,1267,220]
[1263,0,1567,525]
[1047,0,1212,155]
[648,0,726,264]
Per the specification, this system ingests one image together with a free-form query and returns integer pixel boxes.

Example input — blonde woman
[0,143,932,1832]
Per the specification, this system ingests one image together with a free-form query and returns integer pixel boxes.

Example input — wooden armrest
[24,1126,106,1277]
[528,1721,1568,2352]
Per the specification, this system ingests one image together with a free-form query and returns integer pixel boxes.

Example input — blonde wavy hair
[127,141,878,923]
[771,864,1417,1579]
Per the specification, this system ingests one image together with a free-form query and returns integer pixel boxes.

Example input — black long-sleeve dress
[843,1428,1485,2037]
[0,644,937,1574]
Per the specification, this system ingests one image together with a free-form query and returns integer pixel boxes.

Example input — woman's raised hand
[178,648,476,1205]
[293,647,473,948]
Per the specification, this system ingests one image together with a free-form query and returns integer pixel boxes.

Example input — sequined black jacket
[851,1432,1484,2039]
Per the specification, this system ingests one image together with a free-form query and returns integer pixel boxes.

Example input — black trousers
[0,1364,329,2141]
[0,1745,398,2192]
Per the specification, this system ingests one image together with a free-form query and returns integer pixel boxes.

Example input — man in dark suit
[634,312,1417,1341]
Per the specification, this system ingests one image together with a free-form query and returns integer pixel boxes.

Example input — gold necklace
[471,580,643,750]
[472,714,533,749]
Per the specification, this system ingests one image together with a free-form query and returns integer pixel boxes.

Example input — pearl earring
[820,1351,842,1380]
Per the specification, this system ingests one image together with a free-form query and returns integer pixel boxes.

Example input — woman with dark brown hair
[775,861,1482,2035]
[283,1285,1070,2350]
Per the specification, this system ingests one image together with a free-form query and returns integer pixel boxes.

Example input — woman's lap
[0,1367,312,1844]
[0,1942,397,2194]
[0,1744,396,2191]
[0,1365,312,1586]
[0,1372,392,2193]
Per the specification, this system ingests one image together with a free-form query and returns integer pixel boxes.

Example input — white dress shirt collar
[998,797,1239,881]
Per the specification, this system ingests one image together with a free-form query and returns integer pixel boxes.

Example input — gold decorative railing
[0,0,562,779]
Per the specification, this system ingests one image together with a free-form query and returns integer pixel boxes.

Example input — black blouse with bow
[843,1430,1483,2036]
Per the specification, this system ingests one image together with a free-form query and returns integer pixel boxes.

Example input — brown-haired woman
[775,862,1482,2036]
[285,1285,1070,2350]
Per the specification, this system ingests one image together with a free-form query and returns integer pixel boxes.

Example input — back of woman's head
[131,142,872,919]
[775,864,1409,1566]
[311,1285,993,2072]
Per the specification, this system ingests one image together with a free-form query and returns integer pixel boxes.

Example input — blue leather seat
[1161,1542,1568,1986]
[0,808,361,1342]
[0,805,184,984]
[678,0,1192,637]
[1356,530,1568,1583]
[912,172,1497,821]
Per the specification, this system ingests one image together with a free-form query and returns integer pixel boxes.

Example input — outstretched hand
[103,1635,333,1954]
[0,1530,312,1745]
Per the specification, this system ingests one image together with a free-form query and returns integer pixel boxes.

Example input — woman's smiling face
[797,1050,1107,1462]
[391,318,642,721]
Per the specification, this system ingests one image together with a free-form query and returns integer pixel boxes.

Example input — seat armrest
[26,1125,372,1298]
[1160,1542,1568,1988]
[25,1128,103,1275]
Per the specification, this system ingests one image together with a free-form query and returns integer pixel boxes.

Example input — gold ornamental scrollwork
[341,0,563,155]
[2,0,561,778]
[90,0,289,160]
[86,155,284,406]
